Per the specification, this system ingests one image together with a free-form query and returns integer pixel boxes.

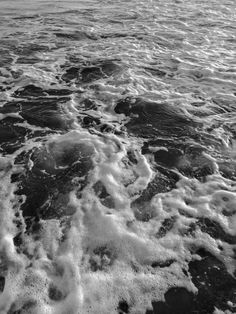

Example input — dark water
[0,0,236,313]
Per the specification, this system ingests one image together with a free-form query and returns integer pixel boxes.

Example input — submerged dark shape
[142,139,214,181]
[0,84,75,131]
[93,181,115,209]
[117,300,129,313]
[16,56,41,65]
[14,43,49,55]
[178,211,236,244]
[219,160,236,180]
[188,249,236,313]
[197,217,236,244]
[82,115,101,127]
[115,97,217,179]
[13,84,72,98]
[0,117,28,154]
[55,31,97,41]
[114,97,197,138]
[61,59,120,84]
[8,299,37,313]
[100,32,142,39]
[15,141,94,223]
[146,287,194,314]
[48,284,66,301]
[131,170,178,221]
[143,67,166,77]
[0,276,5,292]
[13,43,50,65]
[156,216,177,238]
[151,259,175,268]
[152,148,183,168]
[0,97,72,131]
[0,116,47,155]
[0,49,14,67]
[146,249,236,313]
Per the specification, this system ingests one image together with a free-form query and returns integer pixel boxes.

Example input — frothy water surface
[0,0,236,313]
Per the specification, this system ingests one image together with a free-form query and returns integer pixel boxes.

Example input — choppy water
[0,0,236,313]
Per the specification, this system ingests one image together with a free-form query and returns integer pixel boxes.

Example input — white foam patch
[0,112,23,121]
[0,124,235,313]
[1,125,235,313]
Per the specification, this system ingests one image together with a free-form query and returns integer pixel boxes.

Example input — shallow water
[0,0,236,313]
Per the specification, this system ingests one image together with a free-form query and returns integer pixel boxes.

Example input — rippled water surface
[0,0,236,313]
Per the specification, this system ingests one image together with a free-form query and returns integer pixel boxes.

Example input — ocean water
[0,0,236,313]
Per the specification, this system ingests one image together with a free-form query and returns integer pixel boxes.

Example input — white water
[0,0,236,313]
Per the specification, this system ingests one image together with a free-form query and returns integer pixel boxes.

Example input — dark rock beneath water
[179,214,236,244]
[48,284,65,301]
[82,115,101,127]
[0,98,72,131]
[127,150,138,164]
[93,181,115,208]
[15,142,94,222]
[115,97,216,180]
[13,84,72,98]
[0,117,30,154]
[189,249,236,313]
[146,249,236,314]
[55,31,97,41]
[142,138,214,181]
[146,287,194,314]
[13,232,23,248]
[0,49,14,66]
[0,276,5,292]
[197,217,236,244]
[114,97,197,138]
[20,100,71,130]
[14,43,49,55]
[131,169,178,221]
[16,56,41,64]
[143,67,166,77]
[0,85,73,133]
[151,259,175,268]
[117,300,129,313]
[177,152,215,180]
[93,181,110,199]
[8,299,37,313]
[14,85,46,98]
[153,148,183,168]
[78,66,102,83]
[156,216,177,238]
[219,161,236,180]
[0,118,27,144]
[62,60,120,84]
